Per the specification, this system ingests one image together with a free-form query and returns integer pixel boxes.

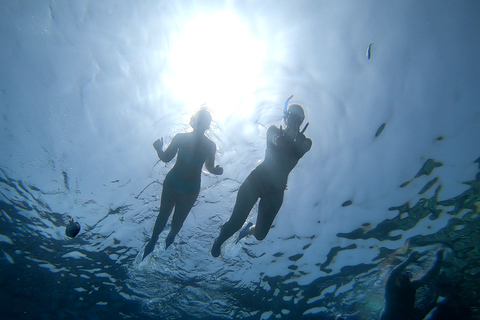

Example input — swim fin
[236,222,253,244]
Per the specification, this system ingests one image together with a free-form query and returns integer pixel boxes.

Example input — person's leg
[151,184,177,240]
[165,188,200,248]
[211,178,259,256]
[253,192,284,240]
[143,178,177,260]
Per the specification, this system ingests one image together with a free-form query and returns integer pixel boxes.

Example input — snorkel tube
[283,94,294,122]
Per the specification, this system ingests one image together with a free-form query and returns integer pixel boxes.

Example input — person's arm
[269,125,312,158]
[385,251,419,291]
[153,135,180,163]
[205,140,223,175]
[412,249,444,288]
[268,125,284,147]
[294,132,312,158]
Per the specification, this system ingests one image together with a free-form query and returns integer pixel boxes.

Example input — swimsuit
[246,167,285,198]
[164,171,200,193]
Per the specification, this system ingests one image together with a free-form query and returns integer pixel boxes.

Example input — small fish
[342,200,353,207]
[375,123,386,137]
[366,43,373,60]
[400,181,411,188]
[66,219,81,238]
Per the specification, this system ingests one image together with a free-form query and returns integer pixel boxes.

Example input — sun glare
[167,11,266,122]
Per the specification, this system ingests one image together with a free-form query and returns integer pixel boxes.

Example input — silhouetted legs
[143,177,199,260]
[211,174,284,257]
[165,188,199,248]
[255,192,283,240]
[212,181,258,257]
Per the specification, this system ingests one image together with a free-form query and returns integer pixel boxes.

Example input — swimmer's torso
[258,126,308,189]
[171,132,213,183]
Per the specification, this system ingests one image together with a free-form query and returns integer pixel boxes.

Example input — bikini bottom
[246,167,285,198]
[164,171,200,194]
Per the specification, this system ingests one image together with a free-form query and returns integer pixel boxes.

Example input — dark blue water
[1,160,479,319]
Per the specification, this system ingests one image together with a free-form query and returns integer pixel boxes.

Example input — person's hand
[295,132,306,144]
[409,251,420,262]
[436,249,445,261]
[214,165,223,175]
[153,138,163,151]
[275,126,288,146]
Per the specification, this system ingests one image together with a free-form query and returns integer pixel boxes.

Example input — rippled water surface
[1,1,479,319]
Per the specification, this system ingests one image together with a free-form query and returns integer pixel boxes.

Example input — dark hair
[190,109,212,131]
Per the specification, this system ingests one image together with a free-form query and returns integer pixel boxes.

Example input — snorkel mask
[283,95,308,133]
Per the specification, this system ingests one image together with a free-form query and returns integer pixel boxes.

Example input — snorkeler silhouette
[143,109,223,260]
[211,96,312,257]
[380,249,444,320]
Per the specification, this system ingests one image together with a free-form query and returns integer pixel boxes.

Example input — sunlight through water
[167,11,267,122]
[1,1,480,319]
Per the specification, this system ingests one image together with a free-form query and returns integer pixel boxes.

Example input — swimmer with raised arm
[211,98,312,257]
[143,109,223,260]
[380,249,444,320]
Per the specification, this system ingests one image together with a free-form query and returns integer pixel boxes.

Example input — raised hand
[153,138,163,152]
[274,125,288,146]
[295,132,306,144]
